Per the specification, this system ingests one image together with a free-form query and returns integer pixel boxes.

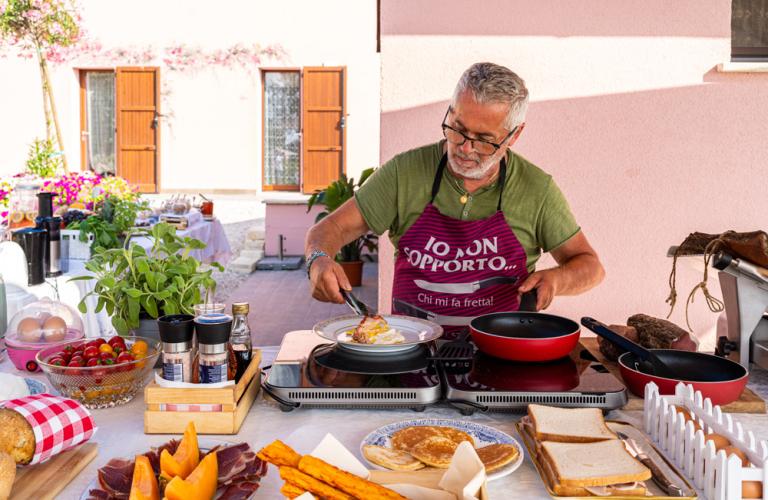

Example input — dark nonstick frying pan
[581,317,748,405]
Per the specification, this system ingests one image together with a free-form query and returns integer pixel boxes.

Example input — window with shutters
[261,67,346,193]
[79,67,160,193]
[732,0,768,59]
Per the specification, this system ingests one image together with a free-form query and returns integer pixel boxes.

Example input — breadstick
[279,466,354,500]
[298,455,408,500]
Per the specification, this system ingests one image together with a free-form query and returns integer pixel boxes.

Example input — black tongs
[340,289,374,316]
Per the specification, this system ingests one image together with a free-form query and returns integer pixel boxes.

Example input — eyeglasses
[441,109,517,156]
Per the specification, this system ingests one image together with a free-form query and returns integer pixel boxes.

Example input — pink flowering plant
[39,170,100,210]
[0,178,12,224]
[39,171,138,212]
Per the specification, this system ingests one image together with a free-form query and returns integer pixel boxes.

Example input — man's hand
[305,198,371,304]
[309,256,352,304]
[517,231,605,311]
[518,269,560,311]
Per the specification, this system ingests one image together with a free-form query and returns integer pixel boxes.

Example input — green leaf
[78,301,87,314]
[113,317,129,335]
[127,296,140,321]
[125,288,142,298]
[141,296,159,318]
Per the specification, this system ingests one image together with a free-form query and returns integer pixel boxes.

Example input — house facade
[377,0,768,345]
[0,0,380,197]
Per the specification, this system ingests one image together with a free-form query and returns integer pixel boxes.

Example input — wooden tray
[144,350,261,434]
[11,442,97,500]
[517,420,696,500]
[580,338,766,413]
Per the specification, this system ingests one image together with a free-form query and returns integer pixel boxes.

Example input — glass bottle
[231,302,252,383]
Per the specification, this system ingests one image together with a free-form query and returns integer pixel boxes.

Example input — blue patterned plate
[361,418,524,481]
[25,378,48,395]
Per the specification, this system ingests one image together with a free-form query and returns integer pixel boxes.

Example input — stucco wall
[0,0,380,193]
[378,0,768,346]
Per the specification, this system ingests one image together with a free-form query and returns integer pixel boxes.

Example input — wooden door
[302,67,346,194]
[116,67,159,193]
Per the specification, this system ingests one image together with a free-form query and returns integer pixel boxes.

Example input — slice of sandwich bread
[528,404,617,443]
[539,450,647,497]
[540,440,651,488]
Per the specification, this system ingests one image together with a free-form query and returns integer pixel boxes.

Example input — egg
[743,481,762,499]
[722,445,750,466]
[16,317,41,342]
[42,316,68,342]
[672,405,701,431]
[704,433,731,451]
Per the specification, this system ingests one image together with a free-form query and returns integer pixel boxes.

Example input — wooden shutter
[116,67,159,193]
[302,67,346,194]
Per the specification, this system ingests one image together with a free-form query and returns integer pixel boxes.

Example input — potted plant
[73,222,223,338]
[307,168,378,287]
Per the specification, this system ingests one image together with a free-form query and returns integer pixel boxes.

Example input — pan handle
[580,317,653,362]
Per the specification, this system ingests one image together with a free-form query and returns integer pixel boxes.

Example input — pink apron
[392,154,529,338]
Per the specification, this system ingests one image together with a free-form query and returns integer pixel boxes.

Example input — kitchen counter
[5,341,767,499]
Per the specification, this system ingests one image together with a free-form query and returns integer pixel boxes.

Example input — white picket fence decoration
[644,382,768,500]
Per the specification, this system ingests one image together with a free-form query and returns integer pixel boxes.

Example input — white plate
[313,314,443,353]
[80,438,248,499]
[361,418,524,481]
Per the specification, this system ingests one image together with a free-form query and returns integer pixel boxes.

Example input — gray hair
[451,62,529,130]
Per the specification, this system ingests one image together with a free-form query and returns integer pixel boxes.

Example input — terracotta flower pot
[338,260,364,287]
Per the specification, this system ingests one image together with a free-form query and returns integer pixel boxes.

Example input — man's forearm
[552,254,605,296]
[305,220,339,257]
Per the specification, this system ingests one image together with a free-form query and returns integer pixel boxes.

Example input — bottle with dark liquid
[231,302,252,382]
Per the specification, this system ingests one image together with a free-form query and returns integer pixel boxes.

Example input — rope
[683,238,725,331]
[667,236,726,331]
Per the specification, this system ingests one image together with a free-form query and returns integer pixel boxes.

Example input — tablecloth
[1,340,761,499]
[131,217,232,265]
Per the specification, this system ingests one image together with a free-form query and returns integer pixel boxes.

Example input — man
[305,62,604,334]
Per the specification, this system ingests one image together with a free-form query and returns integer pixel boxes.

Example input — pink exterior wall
[265,203,323,256]
[378,0,768,347]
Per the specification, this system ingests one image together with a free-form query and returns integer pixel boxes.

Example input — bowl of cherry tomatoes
[36,335,160,409]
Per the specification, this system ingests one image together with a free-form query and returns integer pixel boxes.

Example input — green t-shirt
[355,141,580,272]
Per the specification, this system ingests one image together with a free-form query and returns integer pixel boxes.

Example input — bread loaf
[0,409,35,465]
[0,452,15,500]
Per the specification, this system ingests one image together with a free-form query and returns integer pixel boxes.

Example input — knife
[392,299,473,326]
[414,276,519,294]
[616,431,684,497]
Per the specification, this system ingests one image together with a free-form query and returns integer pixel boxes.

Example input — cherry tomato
[67,359,82,368]
[108,336,126,349]
[48,357,64,366]
[99,344,114,355]
[85,340,101,350]
[113,346,124,355]
[69,355,85,367]
[83,346,99,359]
[63,345,75,354]
[130,340,148,356]
[86,357,99,367]
[116,352,134,364]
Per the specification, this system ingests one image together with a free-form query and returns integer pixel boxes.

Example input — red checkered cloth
[2,393,97,464]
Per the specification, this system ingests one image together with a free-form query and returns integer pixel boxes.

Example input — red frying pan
[581,317,748,405]
[469,312,580,362]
